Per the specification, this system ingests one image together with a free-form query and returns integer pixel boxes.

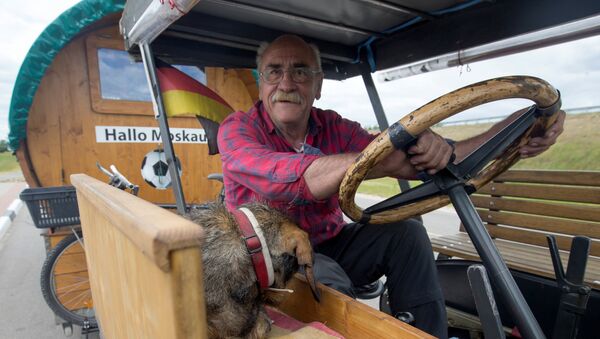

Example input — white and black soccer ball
[140,149,182,190]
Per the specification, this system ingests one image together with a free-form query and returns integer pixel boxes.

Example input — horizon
[2,1,600,141]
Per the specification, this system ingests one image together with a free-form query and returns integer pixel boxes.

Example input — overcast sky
[2,1,600,141]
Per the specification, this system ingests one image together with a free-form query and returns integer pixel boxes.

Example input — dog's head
[240,203,320,301]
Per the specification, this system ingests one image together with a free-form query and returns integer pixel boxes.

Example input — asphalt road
[0,181,459,338]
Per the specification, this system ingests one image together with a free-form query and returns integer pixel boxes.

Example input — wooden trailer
[8,0,259,205]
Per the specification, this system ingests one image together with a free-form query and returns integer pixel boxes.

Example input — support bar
[448,185,545,339]
[140,42,187,215]
[360,63,411,192]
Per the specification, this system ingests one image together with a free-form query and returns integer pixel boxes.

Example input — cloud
[0,0,80,140]
[320,35,600,127]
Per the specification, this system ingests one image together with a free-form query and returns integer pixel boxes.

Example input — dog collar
[231,207,275,289]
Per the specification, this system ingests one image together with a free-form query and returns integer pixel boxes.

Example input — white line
[0,199,23,241]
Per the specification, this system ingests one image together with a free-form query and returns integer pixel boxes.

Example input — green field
[0,152,19,173]
[358,112,600,198]
[1,113,598,197]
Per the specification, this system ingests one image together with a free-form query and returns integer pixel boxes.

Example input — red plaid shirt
[218,101,375,245]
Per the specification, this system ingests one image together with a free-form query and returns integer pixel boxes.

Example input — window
[97,48,206,102]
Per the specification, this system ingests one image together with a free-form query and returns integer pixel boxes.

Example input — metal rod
[448,185,545,339]
[139,42,187,215]
[355,0,434,19]
[379,14,600,81]
[207,0,382,37]
[359,63,411,192]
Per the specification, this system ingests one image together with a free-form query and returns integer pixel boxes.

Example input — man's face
[258,37,323,127]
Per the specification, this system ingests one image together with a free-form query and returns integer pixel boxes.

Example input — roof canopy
[121,0,600,80]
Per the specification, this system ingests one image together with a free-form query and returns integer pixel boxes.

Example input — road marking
[0,199,23,241]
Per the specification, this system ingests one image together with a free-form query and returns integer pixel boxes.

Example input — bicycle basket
[19,186,80,228]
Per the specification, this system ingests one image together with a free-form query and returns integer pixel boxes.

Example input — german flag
[156,60,233,155]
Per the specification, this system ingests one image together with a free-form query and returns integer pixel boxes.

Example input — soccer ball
[140,149,182,190]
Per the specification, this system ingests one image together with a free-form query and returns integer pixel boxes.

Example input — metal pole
[139,42,187,215]
[448,185,545,339]
[360,63,411,192]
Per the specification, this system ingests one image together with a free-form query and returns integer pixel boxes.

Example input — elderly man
[217,35,565,337]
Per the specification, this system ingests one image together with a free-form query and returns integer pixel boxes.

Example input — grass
[0,152,19,173]
[358,112,600,198]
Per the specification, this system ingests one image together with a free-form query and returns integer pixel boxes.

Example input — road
[0,175,460,338]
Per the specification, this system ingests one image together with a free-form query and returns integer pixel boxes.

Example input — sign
[95,126,208,144]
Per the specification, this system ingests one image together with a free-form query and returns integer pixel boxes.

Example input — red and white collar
[231,207,275,289]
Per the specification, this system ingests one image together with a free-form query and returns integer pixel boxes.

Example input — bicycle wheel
[40,231,97,327]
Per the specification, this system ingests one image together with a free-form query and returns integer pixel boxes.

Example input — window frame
[86,31,155,116]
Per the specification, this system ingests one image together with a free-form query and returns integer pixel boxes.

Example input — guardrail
[434,106,600,127]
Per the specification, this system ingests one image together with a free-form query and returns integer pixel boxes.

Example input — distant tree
[0,139,8,153]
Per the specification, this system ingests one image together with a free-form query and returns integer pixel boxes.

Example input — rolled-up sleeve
[218,112,321,204]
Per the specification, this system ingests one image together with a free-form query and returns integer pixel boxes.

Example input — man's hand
[407,129,454,175]
[519,110,566,158]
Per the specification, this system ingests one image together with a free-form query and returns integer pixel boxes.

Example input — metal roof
[121,0,600,79]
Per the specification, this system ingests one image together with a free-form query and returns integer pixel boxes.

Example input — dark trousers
[314,219,448,338]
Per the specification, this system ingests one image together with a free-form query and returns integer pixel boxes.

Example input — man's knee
[384,218,431,250]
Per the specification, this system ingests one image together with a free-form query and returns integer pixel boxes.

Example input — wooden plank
[478,182,600,204]
[485,224,600,257]
[54,271,90,293]
[54,252,88,275]
[471,195,600,222]
[477,210,600,238]
[74,174,208,338]
[496,170,600,186]
[279,275,433,339]
[430,233,600,288]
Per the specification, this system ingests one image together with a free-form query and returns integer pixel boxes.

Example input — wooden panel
[279,275,433,339]
[205,68,255,112]
[54,252,88,275]
[54,271,90,293]
[430,233,600,289]
[471,195,600,222]
[477,182,600,204]
[74,174,207,338]
[496,170,600,186]
[477,210,600,238]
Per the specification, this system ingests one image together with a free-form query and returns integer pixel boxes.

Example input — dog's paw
[247,311,272,339]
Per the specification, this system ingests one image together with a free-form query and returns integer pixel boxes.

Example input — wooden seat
[72,174,431,339]
[430,169,600,290]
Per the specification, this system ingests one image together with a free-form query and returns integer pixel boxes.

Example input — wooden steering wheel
[339,76,561,224]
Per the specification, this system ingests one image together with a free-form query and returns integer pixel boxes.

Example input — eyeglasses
[259,67,322,84]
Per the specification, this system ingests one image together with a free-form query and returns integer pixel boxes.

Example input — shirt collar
[255,100,323,136]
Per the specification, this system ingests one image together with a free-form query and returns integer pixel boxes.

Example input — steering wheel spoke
[454,105,539,179]
[364,180,442,215]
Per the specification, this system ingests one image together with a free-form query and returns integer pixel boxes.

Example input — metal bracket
[547,235,591,339]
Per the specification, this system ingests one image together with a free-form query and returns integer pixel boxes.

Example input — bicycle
[37,164,138,334]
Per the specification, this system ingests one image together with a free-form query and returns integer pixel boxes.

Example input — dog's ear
[280,222,320,302]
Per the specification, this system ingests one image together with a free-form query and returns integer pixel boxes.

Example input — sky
[1,1,600,141]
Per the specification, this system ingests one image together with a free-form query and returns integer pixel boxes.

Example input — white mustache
[271,91,302,104]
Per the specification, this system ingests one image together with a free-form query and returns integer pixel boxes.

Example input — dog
[186,202,319,339]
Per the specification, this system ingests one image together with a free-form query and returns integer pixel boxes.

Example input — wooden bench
[71,174,431,338]
[430,169,600,290]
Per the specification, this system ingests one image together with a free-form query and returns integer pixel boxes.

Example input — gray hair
[255,39,322,71]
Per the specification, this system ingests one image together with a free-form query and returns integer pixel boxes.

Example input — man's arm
[304,129,453,200]
[453,109,566,161]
